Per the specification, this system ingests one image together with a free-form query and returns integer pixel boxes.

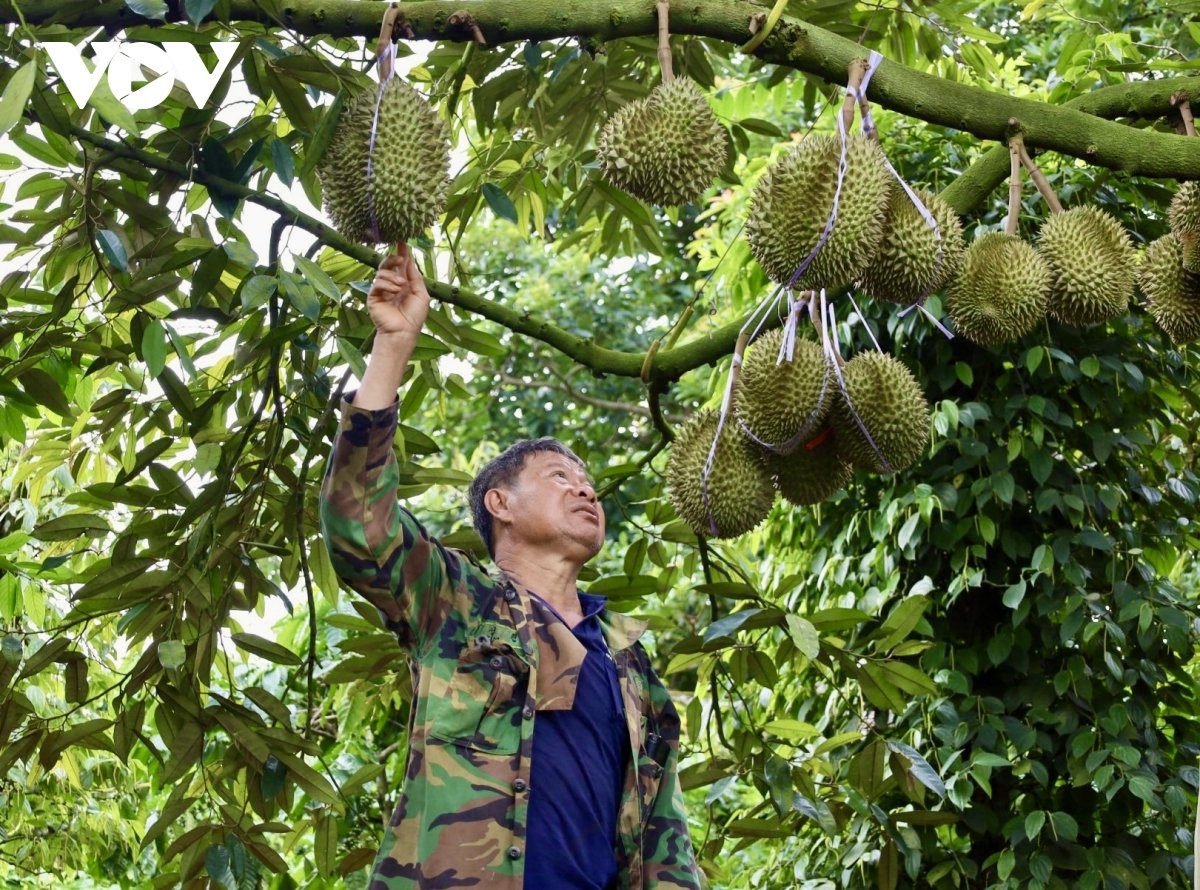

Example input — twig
[656,0,673,82]
[1173,94,1197,137]
[1018,143,1063,214]
[447,11,487,45]
[1006,128,1023,237]
[495,370,650,417]
[647,377,674,441]
[841,58,869,135]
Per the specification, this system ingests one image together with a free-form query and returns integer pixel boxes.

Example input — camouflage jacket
[319,399,704,890]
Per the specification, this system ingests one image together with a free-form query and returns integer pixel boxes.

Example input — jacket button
[507,845,522,860]
[513,778,527,792]
[490,656,503,669]
[504,589,517,602]
[522,706,533,720]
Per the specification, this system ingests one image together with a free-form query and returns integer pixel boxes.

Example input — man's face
[497,450,605,561]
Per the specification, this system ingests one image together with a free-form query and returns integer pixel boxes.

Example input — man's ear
[484,487,513,527]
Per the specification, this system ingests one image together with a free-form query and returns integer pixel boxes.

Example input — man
[319,245,703,889]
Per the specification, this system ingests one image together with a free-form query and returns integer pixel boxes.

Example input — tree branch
[11,0,1200,180]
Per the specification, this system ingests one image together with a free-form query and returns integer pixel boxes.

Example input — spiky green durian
[746,134,891,290]
[1036,206,1135,325]
[859,187,965,304]
[767,430,851,505]
[1168,181,1200,273]
[1139,233,1200,344]
[946,233,1049,345]
[667,410,775,538]
[319,78,450,244]
[830,352,930,475]
[736,332,830,452]
[596,77,728,206]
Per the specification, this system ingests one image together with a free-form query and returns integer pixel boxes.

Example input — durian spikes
[947,233,1049,345]
[767,428,851,506]
[1038,206,1135,326]
[319,78,450,245]
[1168,181,1200,273]
[831,352,930,475]
[667,410,775,539]
[736,331,830,452]
[859,187,965,305]
[596,78,728,207]
[1139,233,1200,344]
[746,134,892,291]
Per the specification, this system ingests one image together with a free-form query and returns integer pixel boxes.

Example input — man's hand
[368,243,431,338]
[351,244,431,410]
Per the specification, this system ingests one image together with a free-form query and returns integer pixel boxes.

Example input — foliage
[0,0,1197,888]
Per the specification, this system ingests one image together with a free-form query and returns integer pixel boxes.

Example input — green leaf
[293,255,341,301]
[17,367,73,417]
[142,319,168,377]
[872,596,929,651]
[785,614,820,659]
[231,632,302,666]
[0,59,36,138]
[1025,809,1046,840]
[205,844,236,890]
[877,839,898,890]
[1048,810,1078,841]
[261,754,287,799]
[314,810,338,877]
[481,183,518,223]
[97,229,129,272]
[239,274,277,309]
[126,0,168,18]
[2,634,22,667]
[886,741,945,797]
[33,513,110,541]
[185,0,218,24]
[158,640,186,670]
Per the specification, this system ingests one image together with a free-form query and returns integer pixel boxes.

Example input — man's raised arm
[319,246,463,652]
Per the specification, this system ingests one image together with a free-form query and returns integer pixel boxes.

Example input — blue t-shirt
[524,592,628,889]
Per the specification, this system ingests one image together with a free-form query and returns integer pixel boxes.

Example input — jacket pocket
[428,624,530,754]
[636,751,665,819]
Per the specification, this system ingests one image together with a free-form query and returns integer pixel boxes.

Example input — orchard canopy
[0,0,1198,888]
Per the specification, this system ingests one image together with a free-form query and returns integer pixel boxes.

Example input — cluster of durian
[1139,183,1200,344]
[666,330,931,538]
[597,77,729,206]
[743,135,966,300]
[319,78,451,245]
[944,206,1137,344]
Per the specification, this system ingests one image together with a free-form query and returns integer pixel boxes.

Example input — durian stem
[1006,132,1023,236]
[841,58,869,135]
[1174,94,1197,137]
[375,2,400,79]
[1018,144,1064,214]
[656,0,674,83]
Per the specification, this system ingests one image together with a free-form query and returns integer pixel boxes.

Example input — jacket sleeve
[643,667,706,890]
[318,395,468,654]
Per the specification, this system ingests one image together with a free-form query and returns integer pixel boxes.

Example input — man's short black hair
[468,437,587,558]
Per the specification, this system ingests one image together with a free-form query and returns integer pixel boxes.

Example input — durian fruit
[859,187,965,305]
[746,134,892,291]
[1139,233,1200,344]
[736,331,830,452]
[596,77,727,206]
[946,233,1049,345]
[767,430,851,506]
[667,410,775,538]
[1168,181,1200,272]
[319,78,451,244]
[830,352,930,475]
[1037,206,1135,325]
